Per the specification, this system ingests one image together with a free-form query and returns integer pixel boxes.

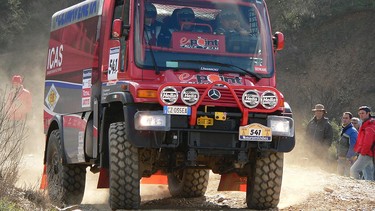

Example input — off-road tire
[168,169,209,197]
[46,130,86,207]
[246,151,283,209]
[109,122,140,210]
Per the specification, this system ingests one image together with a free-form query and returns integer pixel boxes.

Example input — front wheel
[246,151,284,209]
[109,122,140,210]
[168,169,209,197]
[46,130,86,207]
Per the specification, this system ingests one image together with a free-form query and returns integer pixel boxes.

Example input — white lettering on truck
[47,45,64,70]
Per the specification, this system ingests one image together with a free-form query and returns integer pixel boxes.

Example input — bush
[0,86,26,195]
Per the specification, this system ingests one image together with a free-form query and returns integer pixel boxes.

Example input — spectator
[351,117,361,131]
[336,112,358,176]
[6,75,32,121]
[350,106,375,180]
[215,11,248,36]
[305,104,334,162]
[144,3,162,46]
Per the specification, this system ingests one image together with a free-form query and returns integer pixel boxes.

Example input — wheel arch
[43,115,66,164]
[99,100,126,168]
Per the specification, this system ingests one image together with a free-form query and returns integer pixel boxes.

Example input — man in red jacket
[350,106,375,180]
[6,75,32,121]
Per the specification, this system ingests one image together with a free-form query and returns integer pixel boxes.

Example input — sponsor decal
[181,87,199,105]
[200,67,219,72]
[160,86,178,105]
[254,65,267,74]
[180,36,220,50]
[45,84,60,111]
[52,0,101,30]
[82,69,92,108]
[261,91,278,109]
[197,74,242,85]
[46,44,63,71]
[242,90,260,108]
[178,73,195,83]
[77,131,85,162]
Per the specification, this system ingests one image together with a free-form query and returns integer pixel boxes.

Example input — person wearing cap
[305,104,334,162]
[215,11,249,36]
[6,75,32,121]
[144,3,162,46]
[336,112,358,176]
[158,7,199,47]
[350,106,375,180]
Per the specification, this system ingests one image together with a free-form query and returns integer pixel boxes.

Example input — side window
[111,0,130,71]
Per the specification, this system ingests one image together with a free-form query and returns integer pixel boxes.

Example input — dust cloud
[279,126,336,209]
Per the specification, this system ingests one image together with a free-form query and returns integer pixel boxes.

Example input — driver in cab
[215,11,249,36]
[158,7,208,47]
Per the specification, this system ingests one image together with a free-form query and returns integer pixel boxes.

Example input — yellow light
[137,90,157,98]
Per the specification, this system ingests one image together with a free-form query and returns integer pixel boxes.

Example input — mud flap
[40,164,47,189]
[97,168,109,188]
[218,172,246,192]
[141,170,168,185]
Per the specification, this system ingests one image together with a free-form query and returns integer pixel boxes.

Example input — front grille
[196,87,244,107]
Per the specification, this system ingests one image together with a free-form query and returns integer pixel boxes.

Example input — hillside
[276,10,375,120]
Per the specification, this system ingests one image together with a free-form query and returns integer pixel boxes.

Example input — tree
[0,0,26,54]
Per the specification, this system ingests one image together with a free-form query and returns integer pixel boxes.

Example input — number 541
[250,129,261,136]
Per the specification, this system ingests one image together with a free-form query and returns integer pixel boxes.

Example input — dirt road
[17,152,375,210]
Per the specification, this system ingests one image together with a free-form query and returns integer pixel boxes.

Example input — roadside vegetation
[0,87,50,210]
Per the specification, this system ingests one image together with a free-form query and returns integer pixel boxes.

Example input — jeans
[350,154,374,180]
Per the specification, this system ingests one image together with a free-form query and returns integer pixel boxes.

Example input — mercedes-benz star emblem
[208,89,221,100]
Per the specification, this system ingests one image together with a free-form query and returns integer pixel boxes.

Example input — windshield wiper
[169,60,261,81]
[144,30,159,74]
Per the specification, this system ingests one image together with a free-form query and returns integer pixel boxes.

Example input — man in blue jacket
[336,112,358,176]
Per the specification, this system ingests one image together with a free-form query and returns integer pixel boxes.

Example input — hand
[350,156,358,162]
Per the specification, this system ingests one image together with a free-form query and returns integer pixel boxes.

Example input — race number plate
[163,106,191,115]
[239,123,272,142]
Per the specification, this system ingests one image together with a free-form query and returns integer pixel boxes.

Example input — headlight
[160,86,178,105]
[181,87,199,105]
[267,116,294,137]
[134,111,170,131]
[242,90,260,108]
[261,91,278,109]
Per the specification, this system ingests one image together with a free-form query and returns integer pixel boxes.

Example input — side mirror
[112,19,123,38]
[273,32,284,51]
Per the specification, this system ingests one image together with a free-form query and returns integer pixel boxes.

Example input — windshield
[134,0,274,78]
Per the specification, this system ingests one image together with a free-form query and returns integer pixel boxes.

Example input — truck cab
[42,0,293,210]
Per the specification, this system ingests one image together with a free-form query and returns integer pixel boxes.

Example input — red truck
[41,0,295,210]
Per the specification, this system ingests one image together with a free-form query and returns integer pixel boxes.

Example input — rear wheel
[109,122,140,210]
[168,169,209,197]
[246,151,284,209]
[46,130,86,207]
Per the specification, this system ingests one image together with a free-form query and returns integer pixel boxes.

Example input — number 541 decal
[239,123,272,142]
[108,46,120,81]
